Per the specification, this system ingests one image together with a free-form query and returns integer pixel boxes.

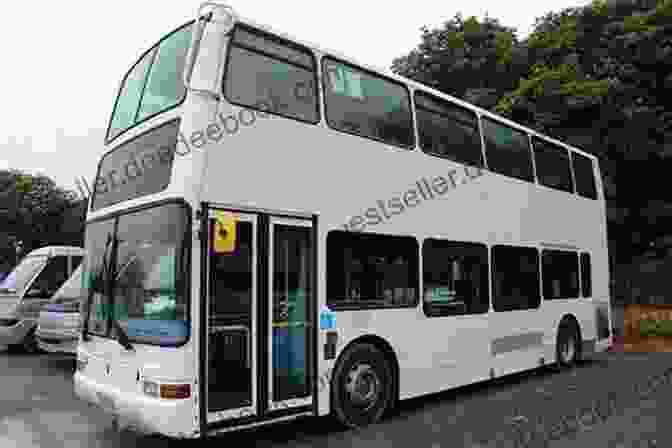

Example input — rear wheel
[556,322,581,369]
[331,343,394,428]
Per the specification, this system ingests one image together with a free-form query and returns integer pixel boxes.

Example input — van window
[25,256,69,299]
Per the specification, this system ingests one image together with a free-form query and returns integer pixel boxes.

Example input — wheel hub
[562,334,575,362]
[345,363,380,410]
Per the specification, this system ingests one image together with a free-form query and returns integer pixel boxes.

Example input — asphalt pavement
[1,347,671,447]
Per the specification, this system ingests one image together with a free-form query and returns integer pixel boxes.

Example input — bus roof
[232,12,598,162]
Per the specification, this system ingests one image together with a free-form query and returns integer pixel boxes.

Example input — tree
[391,0,672,300]
[391,14,530,108]
[0,170,84,265]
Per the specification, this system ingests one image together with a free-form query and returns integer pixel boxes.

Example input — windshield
[82,202,189,346]
[50,265,83,304]
[107,22,193,142]
[0,255,47,295]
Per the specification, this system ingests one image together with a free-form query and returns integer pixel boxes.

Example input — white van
[0,246,84,352]
[36,264,83,354]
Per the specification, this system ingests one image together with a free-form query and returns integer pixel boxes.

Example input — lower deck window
[491,245,540,311]
[327,231,418,309]
[422,240,489,317]
[542,249,579,300]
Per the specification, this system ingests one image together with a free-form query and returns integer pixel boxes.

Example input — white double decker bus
[74,2,612,439]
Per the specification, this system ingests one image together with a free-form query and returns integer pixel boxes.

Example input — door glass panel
[208,219,254,411]
[272,224,311,402]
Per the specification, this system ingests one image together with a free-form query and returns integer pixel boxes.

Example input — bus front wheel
[331,343,393,428]
[556,321,581,369]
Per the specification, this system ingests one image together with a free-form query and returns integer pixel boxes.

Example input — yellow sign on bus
[213,211,237,253]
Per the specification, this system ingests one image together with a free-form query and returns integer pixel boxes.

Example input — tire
[556,321,581,369]
[331,343,394,428]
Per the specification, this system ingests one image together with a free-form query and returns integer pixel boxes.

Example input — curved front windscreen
[0,255,47,295]
[82,202,189,346]
[50,264,83,304]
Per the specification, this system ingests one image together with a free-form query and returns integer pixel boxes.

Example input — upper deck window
[532,137,574,193]
[107,23,192,142]
[414,92,483,167]
[224,26,319,123]
[572,152,598,199]
[482,118,535,183]
[322,58,414,149]
[92,119,180,211]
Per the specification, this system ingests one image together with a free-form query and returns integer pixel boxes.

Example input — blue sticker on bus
[319,305,336,330]
[125,319,189,343]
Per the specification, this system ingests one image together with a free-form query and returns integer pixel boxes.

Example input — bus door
[204,208,315,427]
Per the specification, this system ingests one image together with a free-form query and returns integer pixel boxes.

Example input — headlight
[143,380,159,397]
[76,355,88,372]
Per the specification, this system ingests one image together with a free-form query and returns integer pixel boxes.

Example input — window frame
[491,244,541,312]
[222,23,321,125]
[105,21,194,144]
[326,230,419,310]
[421,239,490,318]
[531,136,575,194]
[580,252,592,298]
[321,55,415,150]
[541,249,580,300]
[413,91,484,168]
[571,151,598,200]
[481,117,536,183]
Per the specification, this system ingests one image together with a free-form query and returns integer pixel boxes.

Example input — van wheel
[331,343,393,428]
[556,322,580,369]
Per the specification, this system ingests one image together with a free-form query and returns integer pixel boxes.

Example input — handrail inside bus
[182,2,237,99]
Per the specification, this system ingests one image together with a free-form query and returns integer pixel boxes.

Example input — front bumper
[74,372,198,438]
[0,319,35,346]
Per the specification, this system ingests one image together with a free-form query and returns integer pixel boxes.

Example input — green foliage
[393,0,672,272]
[391,14,524,103]
[463,16,481,34]
[494,31,515,65]
[494,63,611,115]
[14,175,32,193]
[528,15,578,50]
[590,0,610,16]
[639,318,672,337]
[0,170,84,262]
[621,0,672,32]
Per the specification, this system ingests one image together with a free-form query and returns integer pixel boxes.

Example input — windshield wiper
[111,318,134,351]
[82,233,114,341]
[107,235,134,351]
